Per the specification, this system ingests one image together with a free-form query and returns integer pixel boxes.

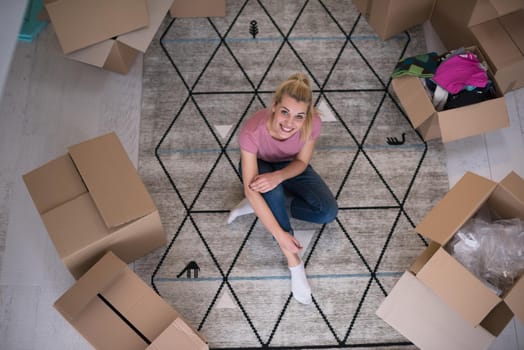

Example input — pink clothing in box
[432,52,488,94]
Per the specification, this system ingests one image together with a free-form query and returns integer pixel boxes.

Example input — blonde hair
[271,73,315,141]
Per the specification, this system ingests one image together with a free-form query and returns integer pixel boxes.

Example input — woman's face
[268,94,308,140]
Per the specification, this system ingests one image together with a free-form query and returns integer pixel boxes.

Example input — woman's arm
[241,150,303,254]
[248,139,316,193]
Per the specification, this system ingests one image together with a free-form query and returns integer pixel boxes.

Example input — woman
[228,73,338,304]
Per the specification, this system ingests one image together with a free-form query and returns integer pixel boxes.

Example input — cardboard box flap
[147,319,209,350]
[417,248,502,326]
[471,17,523,69]
[54,252,126,321]
[488,171,524,220]
[468,0,523,26]
[437,97,509,143]
[417,248,501,326]
[73,296,149,350]
[501,171,524,204]
[500,9,524,53]
[23,155,87,214]
[68,132,156,228]
[505,276,524,325]
[103,41,139,75]
[102,268,178,341]
[118,0,173,53]
[392,76,435,128]
[42,193,114,258]
[67,40,115,68]
[170,0,226,18]
[376,271,494,350]
[416,172,497,244]
[409,241,440,274]
[469,0,499,25]
[489,0,524,17]
[46,0,149,54]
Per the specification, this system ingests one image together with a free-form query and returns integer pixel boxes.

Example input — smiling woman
[227,73,338,305]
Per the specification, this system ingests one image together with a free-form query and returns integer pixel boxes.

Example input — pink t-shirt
[239,108,322,162]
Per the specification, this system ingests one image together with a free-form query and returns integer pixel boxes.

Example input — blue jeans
[241,159,338,233]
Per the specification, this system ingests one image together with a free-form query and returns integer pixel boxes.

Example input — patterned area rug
[136,1,449,348]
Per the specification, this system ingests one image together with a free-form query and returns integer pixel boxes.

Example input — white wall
[0,0,29,99]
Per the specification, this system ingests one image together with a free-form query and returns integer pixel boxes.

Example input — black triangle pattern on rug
[145,0,437,348]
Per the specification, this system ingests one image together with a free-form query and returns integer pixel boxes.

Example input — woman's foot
[289,260,312,305]
[227,198,254,224]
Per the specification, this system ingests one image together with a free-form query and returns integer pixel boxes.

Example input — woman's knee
[319,199,338,223]
[262,184,287,203]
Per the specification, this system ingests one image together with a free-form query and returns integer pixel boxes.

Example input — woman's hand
[275,231,303,254]
[249,172,283,193]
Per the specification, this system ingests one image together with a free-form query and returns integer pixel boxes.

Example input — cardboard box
[368,0,434,40]
[414,171,524,327]
[377,271,495,350]
[431,0,524,52]
[377,171,524,350]
[471,9,524,93]
[392,48,509,142]
[45,0,149,54]
[170,0,226,18]
[352,0,434,40]
[65,0,174,74]
[54,252,208,350]
[352,0,369,15]
[23,132,167,279]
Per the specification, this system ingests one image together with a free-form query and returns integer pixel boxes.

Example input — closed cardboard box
[352,0,434,40]
[170,0,226,18]
[66,0,173,74]
[23,132,167,279]
[45,0,149,54]
[54,252,208,350]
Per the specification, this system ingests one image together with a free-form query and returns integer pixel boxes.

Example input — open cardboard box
[470,9,524,93]
[378,171,524,350]
[170,0,226,18]
[45,0,149,54]
[65,0,174,74]
[377,270,496,350]
[352,0,524,93]
[23,132,167,279]
[352,0,434,40]
[392,47,509,142]
[54,251,208,350]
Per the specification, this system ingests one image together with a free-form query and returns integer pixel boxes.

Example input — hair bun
[289,73,310,87]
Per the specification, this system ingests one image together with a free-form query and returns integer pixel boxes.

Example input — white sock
[289,261,312,305]
[227,198,254,224]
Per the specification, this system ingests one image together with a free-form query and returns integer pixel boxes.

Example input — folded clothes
[392,52,439,78]
[432,52,488,94]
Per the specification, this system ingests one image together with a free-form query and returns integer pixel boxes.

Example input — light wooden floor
[0,22,523,350]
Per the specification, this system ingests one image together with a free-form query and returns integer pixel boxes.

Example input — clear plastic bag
[446,217,524,296]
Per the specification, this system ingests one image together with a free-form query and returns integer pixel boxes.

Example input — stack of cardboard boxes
[43,0,226,74]
[23,133,209,349]
[354,1,524,349]
[24,1,227,347]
